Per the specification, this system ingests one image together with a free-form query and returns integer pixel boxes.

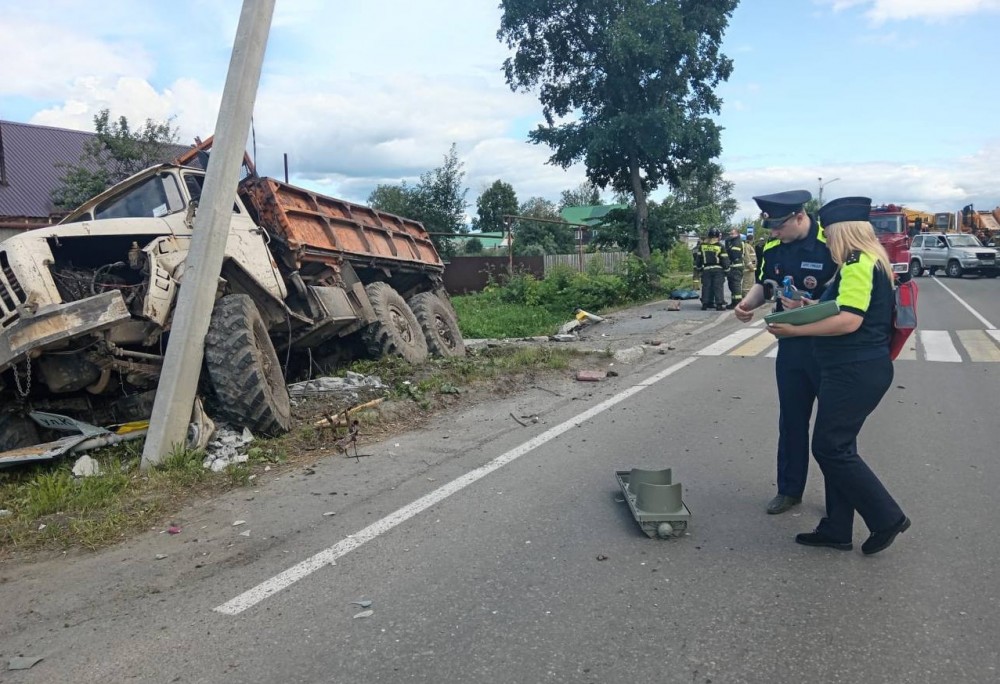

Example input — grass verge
[0,346,599,559]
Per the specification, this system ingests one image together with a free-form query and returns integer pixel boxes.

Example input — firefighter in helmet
[693,227,730,311]
[724,227,748,309]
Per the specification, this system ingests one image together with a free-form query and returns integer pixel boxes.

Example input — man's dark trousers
[774,338,820,498]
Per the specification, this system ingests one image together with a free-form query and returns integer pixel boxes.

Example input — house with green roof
[559,204,626,244]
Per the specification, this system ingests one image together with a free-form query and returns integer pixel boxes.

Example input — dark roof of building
[0,120,98,219]
[0,120,193,220]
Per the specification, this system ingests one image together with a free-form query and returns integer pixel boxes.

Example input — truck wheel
[408,292,466,358]
[0,411,41,452]
[946,260,963,278]
[910,259,923,278]
[362,283,428,364]
[204,294,291,436]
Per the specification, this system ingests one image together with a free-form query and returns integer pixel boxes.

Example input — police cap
[753,190,812,228]
[818,197,871,226]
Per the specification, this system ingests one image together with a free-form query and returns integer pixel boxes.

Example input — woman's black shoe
[862,516,910,555]
[795,531,853,550]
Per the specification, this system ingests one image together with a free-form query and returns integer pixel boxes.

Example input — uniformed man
[723,227,747,309]
[732,190,838,514]
[741,232,758,301]
[693,228,730,311]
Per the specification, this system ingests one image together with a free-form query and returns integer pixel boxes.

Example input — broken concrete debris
[202,425,254,472]
[287,372,386,402]
[575,370,607,382]
[71,454,101,478]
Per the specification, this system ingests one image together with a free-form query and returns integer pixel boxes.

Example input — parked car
[908,233,999,278]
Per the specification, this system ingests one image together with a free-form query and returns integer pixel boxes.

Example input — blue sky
[1,0,998,221]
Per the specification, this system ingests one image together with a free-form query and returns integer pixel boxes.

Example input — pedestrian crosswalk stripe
[729,329,777,357]
[956,330,1000,362]
[699,328,1000,363]
[695,327,763,356]
[920,330,963,362]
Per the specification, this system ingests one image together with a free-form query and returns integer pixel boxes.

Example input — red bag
[889,279,918,360]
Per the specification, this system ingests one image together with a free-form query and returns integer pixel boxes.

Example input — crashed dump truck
[0,155,464,452]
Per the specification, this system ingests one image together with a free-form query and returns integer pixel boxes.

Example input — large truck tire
[408,292,466,358]
[362,282,428,364]
[0,411,41,452]
[204,294,291,436]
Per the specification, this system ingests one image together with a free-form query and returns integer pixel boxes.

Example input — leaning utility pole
[141,0,276,470]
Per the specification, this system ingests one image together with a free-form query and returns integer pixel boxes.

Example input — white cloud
[29,77,220,142]
[820,0,1000,23]
[727,141,1000,221]
[0,19,152,99]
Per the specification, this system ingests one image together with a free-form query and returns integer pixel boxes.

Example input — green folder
[764,300,840,326]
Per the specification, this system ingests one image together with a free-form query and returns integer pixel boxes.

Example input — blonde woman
[767,197,909,555]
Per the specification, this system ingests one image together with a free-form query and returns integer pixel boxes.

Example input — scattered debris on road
[575,370,607,382]
[353,610,375,619]
[8,656,44,671]
[351,599,373,608]
[288,372,386,402]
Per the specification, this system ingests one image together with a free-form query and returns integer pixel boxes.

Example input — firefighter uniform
[754,191,838,507]
[693,231,730,311]
[802,197,907,552]
[741,235,758,298]
[724,234,747,308]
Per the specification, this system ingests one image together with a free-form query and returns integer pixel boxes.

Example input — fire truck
[868,204,913,280]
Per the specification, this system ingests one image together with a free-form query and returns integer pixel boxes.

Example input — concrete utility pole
[141,0,276,470]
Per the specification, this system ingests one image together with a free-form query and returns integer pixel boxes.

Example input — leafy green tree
[368,144,469,257]
[498,0,739,260]
[52,108,180,209]
[674,161,739,233]
[514,197,575,255]
[368,183,421,217]
[463,236,485,254]
[559,181,602,210]
[473,179,518,234]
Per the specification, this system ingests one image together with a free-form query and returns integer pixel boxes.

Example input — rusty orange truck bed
[239,177,443,272]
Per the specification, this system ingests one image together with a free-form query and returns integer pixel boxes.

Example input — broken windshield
[93,172,185,221]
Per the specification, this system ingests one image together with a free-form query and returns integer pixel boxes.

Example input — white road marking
[956,330,1000,362]
[729,329,777,357]
[988,329,1000,346]
[695,327,764,356]
[215,356,700,615]
[919,330,962,362]
[930,277,996,329]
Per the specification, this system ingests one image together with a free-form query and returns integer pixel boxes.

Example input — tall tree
[368,144,469,256]
[559,181,602,209]
[473,179,519,234]
[53,109,180,210]
[498,0,739,260]
[368,183,421,218]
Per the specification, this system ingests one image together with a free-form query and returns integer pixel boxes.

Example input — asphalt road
[1,275,998,684]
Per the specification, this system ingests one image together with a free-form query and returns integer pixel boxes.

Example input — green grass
[0,441,262,555]
[452,298,567,339]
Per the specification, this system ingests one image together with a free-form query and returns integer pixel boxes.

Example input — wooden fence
[544,251,628,274]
